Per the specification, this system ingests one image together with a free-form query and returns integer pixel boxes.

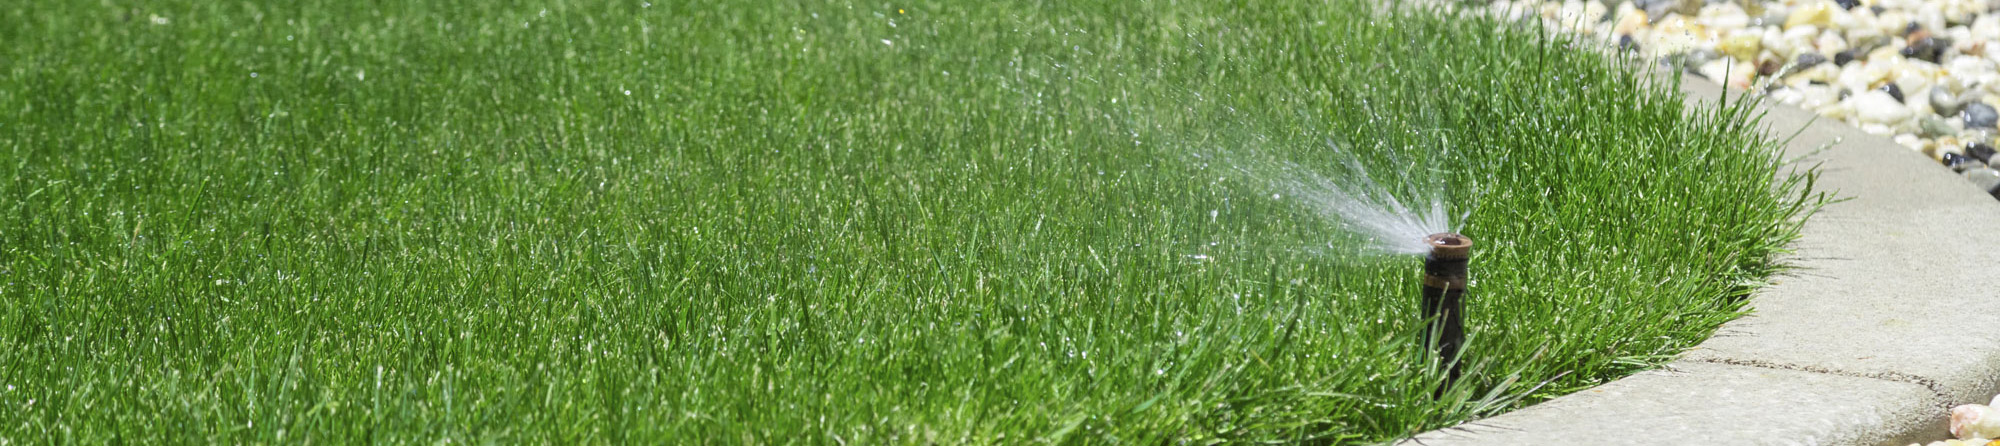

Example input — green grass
[0,0,1820,443]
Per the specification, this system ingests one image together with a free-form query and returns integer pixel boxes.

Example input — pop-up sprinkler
[1421,232,1472,398]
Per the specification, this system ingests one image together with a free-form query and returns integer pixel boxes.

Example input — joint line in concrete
[1684,356,1953,410]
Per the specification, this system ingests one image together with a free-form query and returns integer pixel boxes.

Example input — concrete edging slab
[1401,76,2000,446]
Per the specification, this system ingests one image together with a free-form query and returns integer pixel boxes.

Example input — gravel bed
[1493,0,2000,199]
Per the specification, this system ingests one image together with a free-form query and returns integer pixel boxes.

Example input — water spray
[1421,232,1472,398]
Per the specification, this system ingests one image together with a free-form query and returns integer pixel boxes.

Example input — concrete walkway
[1402,76,2000,445]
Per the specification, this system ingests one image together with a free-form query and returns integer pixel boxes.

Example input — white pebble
[1974,15,2000,43]
[1797,84,1841,109]
[1700,3,1751,33]
[1771,88,1807,105]
[1855,90,1916,126]
[1815,30,1849,55]
[1894,133,1926,149]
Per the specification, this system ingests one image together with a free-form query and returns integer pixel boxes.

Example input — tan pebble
[1688,22,1715,42]
[1960,40,1986,58]
[1728,61,1757,89]
[1801,64,1841,83]
[1783,72,1816,88]
[1554,1,1591,30]
[1930,139,1962,160]
[1952,403,2000,439]
[1939,136,1964,152]
[1879,10,1912,36]
[1785,1,1834,29]
[1614,10,1649,35]
[1909,29,1934,45]
[1738,0,1765,17]
[1651,16,1703,53]
[1720,33,1762,60]
[1667,0,1702,17]
[1757,50,1786,70]
[1656,13,1688,35]
[1868,44,1907,65]
[1816,99,1855,120]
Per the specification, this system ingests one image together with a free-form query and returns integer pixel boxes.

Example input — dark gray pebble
[1901,37,1948,63]
[1795,52,1828,70]
[1969,142,1997,162]
[1880,83,1905,102]
[1945,152,1981,172]
[1967,102,1999,129]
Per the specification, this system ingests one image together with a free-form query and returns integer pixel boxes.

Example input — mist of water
[1226,141,1466,257]
[1280,157,1457,255]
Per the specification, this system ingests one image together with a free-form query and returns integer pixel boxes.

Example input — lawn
[0,0,1818,443]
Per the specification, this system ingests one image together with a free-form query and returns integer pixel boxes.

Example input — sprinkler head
[1419,232,1472,399]
[1424,233,1472,257]
[1421,233,1473,290]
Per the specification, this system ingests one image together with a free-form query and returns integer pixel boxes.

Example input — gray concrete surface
[1401,76,2000,445]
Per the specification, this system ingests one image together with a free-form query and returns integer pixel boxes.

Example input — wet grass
[0,0,1821,443]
